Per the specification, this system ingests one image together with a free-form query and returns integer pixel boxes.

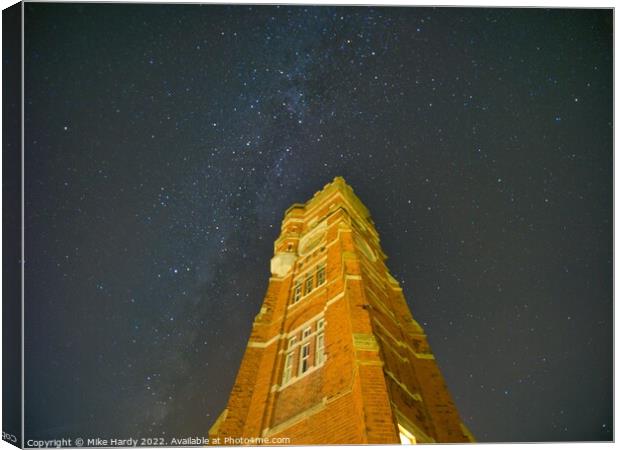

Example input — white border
[0,2,615,450]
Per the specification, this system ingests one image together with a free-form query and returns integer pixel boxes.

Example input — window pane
[316,333,325,365]
[299,343,310,374]
[305,275,314,294]
[317,264,326,286]
[398,424,416,444]
[283,352,294,384]
[293,282,302,302]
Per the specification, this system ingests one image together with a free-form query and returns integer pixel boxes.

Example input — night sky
[23,3,612,443]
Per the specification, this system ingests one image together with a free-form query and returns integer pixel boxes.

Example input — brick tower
[209,177,474,444]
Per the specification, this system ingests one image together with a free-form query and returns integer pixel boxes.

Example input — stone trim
[285,311,327,341]
[374,331,410,363]
[370,317,410,350]
[247,333,284,349]
[352,333,380,352]
[345,274,362,280]
[356,359,385,367]
[364,286,397,321]
[359,260,386,289]
[281,217,305,229]
[371,317,435,360]
[385,370,423,402]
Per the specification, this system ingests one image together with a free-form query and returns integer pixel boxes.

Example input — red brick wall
[210,178,473,444]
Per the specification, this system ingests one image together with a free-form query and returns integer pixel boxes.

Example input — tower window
[281,316,327,387]
[299,343,310,375]
[293,281,302,303]
[283,352,294,384]
[316,332,325,365]
[304,274,314,295]
[289,258,327,307]
[316,263,326,286]
[288,336,297,349]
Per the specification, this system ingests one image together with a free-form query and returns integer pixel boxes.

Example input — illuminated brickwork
[209,177,474,444]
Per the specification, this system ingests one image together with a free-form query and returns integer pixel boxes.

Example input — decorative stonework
[298,221,326,256]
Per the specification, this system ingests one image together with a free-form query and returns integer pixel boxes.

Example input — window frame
[293,281,303,303]
[288,336,297,349]
[299,342,311,375]
[304,273,314,295]
[283,352,294,384]
[316,332,325,365]
[316,263,326,286]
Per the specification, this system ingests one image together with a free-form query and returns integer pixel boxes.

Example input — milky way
[23,4,612,442]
